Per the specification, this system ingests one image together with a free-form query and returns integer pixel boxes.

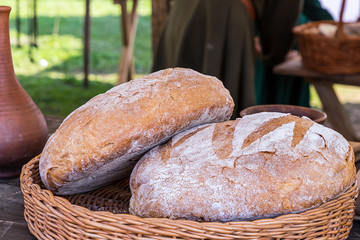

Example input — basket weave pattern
[294,20,360,74]
[21,155,357,239]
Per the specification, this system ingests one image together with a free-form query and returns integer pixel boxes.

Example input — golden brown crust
[39,68,234,195]
[129,113,356,222]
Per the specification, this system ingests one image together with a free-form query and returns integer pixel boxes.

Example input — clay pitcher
[0,6,48,178]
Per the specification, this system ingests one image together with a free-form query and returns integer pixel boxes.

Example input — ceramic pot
[240,104,327,124]
[0,6,48,178]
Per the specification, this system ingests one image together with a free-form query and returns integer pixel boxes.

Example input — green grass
[0,0,152,116]
[310,84,360,111]
[1,0,358,117]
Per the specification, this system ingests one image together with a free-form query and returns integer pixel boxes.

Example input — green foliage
[0,0,151,116]
[0,0,330,116]
[18,73,114,116]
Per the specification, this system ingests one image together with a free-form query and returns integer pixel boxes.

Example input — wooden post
[83,0,90,88]
[33,0,38,48]
[310,79,358,141]
[115,0,139,85]
[16,0,21,48]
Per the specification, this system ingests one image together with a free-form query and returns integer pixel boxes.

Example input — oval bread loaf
[39,68,234,195]
[129,112,356,222]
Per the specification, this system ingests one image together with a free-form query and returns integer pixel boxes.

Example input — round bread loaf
[129,112,356,222]
[39,68,234,195]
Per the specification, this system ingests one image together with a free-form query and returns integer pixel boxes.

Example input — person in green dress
[255,0,333,107]
[152,0,302,119]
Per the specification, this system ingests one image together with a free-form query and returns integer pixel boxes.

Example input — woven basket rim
[293,18,360,74]
[293,20,360,40]
[21,154,358,226]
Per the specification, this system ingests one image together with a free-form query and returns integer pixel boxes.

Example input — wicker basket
[21,155,358,239]
[293,0,360,74]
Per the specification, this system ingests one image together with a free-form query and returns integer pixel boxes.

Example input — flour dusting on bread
[39,68,234,195]
[129,112,355,221]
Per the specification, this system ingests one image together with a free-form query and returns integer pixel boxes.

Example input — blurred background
[0,0,152,117]
[320,0,359,22]
[0,0,359,122]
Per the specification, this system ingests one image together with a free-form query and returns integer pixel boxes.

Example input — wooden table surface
[2,115,360,239]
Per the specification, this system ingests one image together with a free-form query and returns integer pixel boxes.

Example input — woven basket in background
[20,155,357,239]
[293,0,360,74]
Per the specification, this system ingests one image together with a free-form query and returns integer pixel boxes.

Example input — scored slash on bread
[129,112,356,222]
[242,115,314,149]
